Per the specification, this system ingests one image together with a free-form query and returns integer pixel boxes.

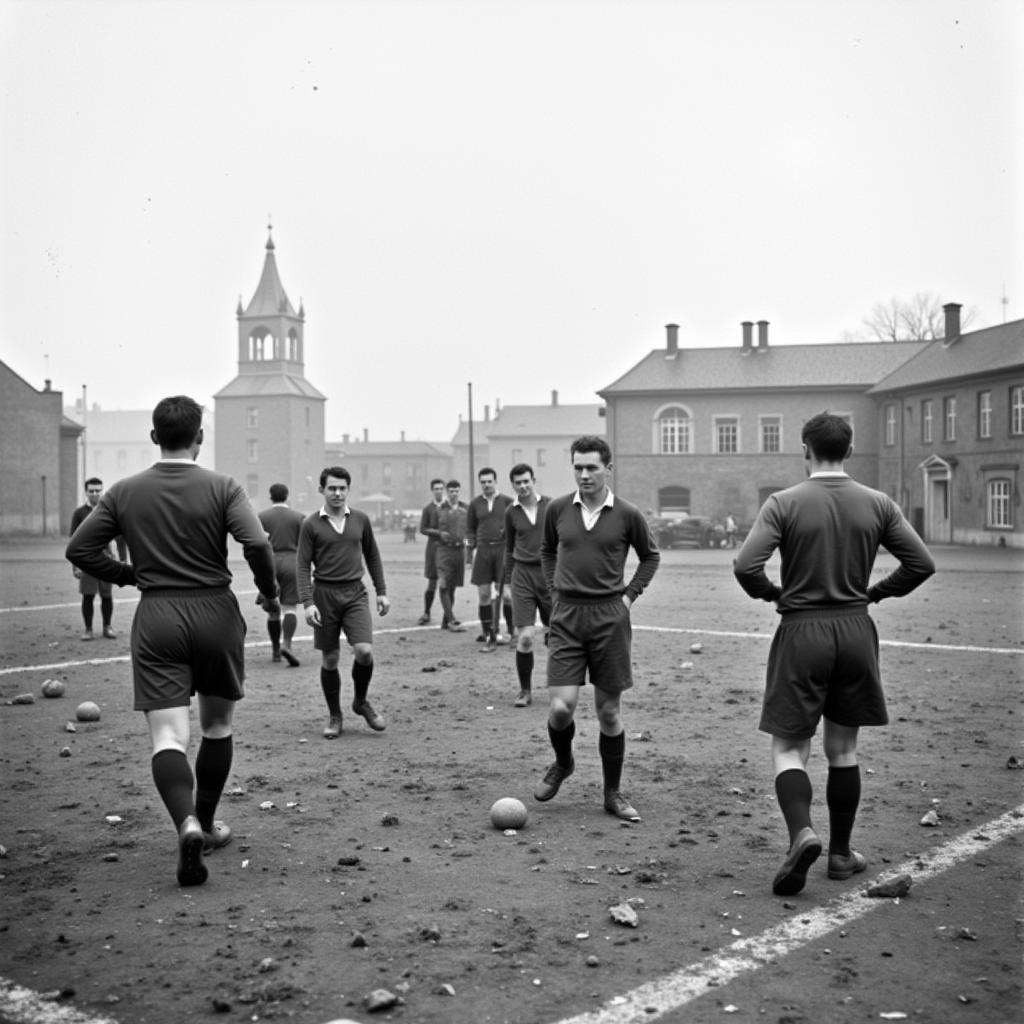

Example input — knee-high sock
[352,659,374,705]
[439,588,454,623]
[151,749,195,830]
[548,720,575,768]
[282,612,297,644]
[194,735,233,833]
[320,668,342,716]
[100,596,113,628]
[423,586,436,614]
[503,600,514,634]
[599,730,625,792]
[826,765,861,856]
[775,768,814,844]
[267,618,282,648]
[81,595,95,630]
[479,603,493,637]
[515,651,533,689]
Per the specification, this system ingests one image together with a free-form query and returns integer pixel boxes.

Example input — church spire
[242,220,294,318]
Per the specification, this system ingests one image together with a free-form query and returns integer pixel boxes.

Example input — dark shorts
[470,544,505,587]
[436,546,465,588]
[510,562,551,629]
[424,537,439,581]
[313,581,373,651]
[79,573,113,598]
[546,596,633,693]
[759,606,886,740]
[273,551,300,606]
[131,587,247,711]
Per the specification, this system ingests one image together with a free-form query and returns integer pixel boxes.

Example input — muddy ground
[1,536,1021,1024]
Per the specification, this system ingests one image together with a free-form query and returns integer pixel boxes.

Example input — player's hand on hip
[621,594,633,610]
[377,595,390,616]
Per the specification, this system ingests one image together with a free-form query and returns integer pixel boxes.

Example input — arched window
[654,404,692,454]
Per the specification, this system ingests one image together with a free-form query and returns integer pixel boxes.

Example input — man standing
[534,436,660,822]
[258,483,305,667]
[297,467,390,739]
[66,396,280,888]
[434,480,468,632]
[416,478,446,625]
[503,463,551,707]
[467,467,513,652]
[734,412,935,897]
[69,478,124,639]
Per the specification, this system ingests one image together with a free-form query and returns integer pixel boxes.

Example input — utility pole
[81,384,87,491]
[467,382,475,489]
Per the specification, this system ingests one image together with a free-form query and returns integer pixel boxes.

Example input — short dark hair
[269,483,289,503]
[801,412,853,463]
[509,463,534,483]
[478,467,496,481]
[319,466,351,488]
[84,477,103,489]
[430,478,445,489]
[570,435,612,466]
[446,479,461,489]
[152,396,203,450]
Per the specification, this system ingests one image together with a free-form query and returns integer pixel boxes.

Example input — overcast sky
[2,0,1020,443]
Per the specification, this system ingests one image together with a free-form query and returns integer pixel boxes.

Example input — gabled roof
[326,440,452,458]
[488,403,604,437]
[214,374,326,400]
[868,319,1024,394]
[599,341,929,395]
[241,231,297,319]
[450,419,492,446]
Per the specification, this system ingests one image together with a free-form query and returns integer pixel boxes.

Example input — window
[117,450,127,470]
[1012,385,1024,436]
[383,463,392,484]
[943,396,956,441]
[247,406,259,429]
[884,404,897,446]
[760,416,781,454]
[536,448,546,467]
[658,406,692,454]
[246,440,259,463]
[978,391,992,439]
[715,417,738,454]
[246,474,259,499]
[922,399,933,443]
[987,479,1012,529]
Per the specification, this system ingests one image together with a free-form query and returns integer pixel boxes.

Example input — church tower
[214,226,326,510]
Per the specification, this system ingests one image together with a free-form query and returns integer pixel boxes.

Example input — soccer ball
[76,701,101,722]
[490,797,528,830]
[41,678,66,698]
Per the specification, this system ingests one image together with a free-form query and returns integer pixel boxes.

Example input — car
[653,515,724,549]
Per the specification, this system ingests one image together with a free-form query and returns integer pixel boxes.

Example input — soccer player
[68,478,124,639]
[534,436,660,822]
[434,480,469,631]
[467,467,513,651]
[416,478,446,625]
[734,412,935,896]
[66,396,280,888]
[297,467,390,738]
[502,463,551,707]
[258,483,305,666]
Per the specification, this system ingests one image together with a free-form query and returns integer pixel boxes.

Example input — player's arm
[623,508,661,605]
[225,485,278,608]
[419,505,439,539]
[361,516,390,615]
[733,500,783,603]
[540,500,559,592]
[65,500,135,587]
[868,502,936,602]
[502,505,517,586]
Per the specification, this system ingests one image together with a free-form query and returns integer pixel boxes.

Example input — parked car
[653,515,724,549]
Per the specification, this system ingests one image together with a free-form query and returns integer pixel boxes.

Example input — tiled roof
[868,319,1024,393]
[214,374,326,400]
[599,341,930,395]
[488,403,605,437]
[326,440,451,457]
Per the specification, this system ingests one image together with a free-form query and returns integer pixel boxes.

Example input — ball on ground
[76,701,101,722]
[490,797,528,830]
[41,678,66,698]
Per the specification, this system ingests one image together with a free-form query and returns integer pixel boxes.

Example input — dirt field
[1,536,1022,1024]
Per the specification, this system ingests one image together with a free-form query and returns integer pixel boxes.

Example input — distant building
[869,304,1024,547]
[214,229,326,511]
[0,361,81,534]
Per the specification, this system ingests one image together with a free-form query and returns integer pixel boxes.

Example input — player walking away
[733,412,935,897]
[417,478,446,624]
[435,480,469,631]
[258,483,305,667]
[297,467,390,739]
[66,396,280,888]
[534,436,660,822]
[503,463,552,707]
[69,477,126,639]
[467,467,513,652]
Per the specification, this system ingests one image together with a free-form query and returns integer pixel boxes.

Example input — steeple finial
[266,216,275,251]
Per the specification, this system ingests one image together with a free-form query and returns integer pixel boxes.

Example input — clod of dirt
[363,988,400,1012]
[11,693,35,705]
[1006,755,1024,770]
[350,932,367,947]
[609,902,639,927]
[866,875,912,898]
[919,809,940,826]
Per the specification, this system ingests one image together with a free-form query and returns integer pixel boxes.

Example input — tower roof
[241,227,297,318]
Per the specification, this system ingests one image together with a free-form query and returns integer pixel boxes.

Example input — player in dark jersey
[534,436,660,822]
[258,483,305,666]
[734,412,935,896]
[467,467,514,651]
[435,480,469,631]
[66,396,280,888]
[69,478,125,639]
[502,463,551,707]
[417,478,446,624]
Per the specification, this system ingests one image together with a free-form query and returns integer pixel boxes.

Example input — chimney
[665,323,679,356]
[551,389,559,406]
[943,302,962,342]
[363,428,368,442]
[343,433,350,444]
[741,321,753,352]
[484,405,490,422]
[757,320,769,349]
[43,378,52,391]
[400,430,405,442]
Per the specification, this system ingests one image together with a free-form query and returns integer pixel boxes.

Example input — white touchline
[0,977,119,1024]
[550,804,1024,1024]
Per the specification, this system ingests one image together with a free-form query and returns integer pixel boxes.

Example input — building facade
[214,229,326,511]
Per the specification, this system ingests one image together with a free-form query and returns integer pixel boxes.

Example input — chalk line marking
[0,977,119,1024]
[551,804,1024,1024]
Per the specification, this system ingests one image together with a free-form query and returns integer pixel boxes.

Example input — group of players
[66,396,934,900]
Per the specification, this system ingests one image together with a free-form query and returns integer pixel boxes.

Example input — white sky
[2,0,1021,443]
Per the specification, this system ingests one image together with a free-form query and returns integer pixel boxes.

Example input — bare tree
[859,292,977,342]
